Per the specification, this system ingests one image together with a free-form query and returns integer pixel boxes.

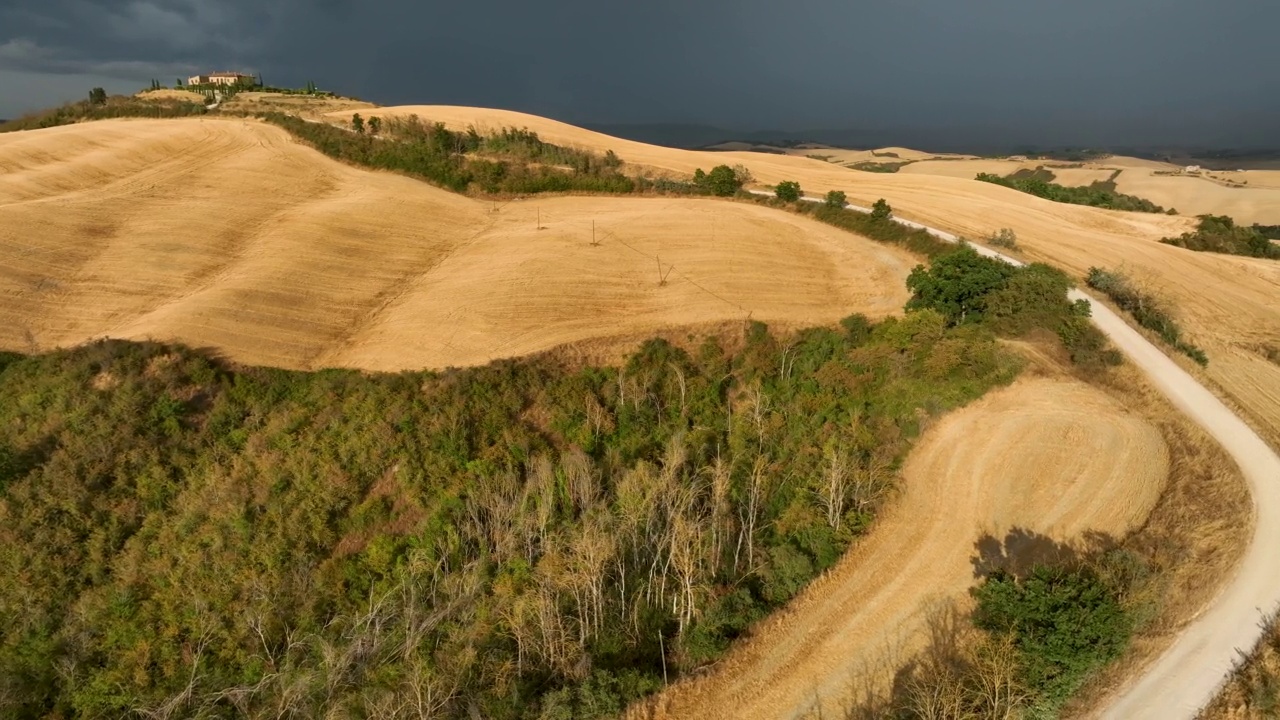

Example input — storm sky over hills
[1,0,1276,148]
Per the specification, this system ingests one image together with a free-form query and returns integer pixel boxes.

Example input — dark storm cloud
[2,0,1277,147]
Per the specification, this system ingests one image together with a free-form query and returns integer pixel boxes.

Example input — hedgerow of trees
[1086,267,1208,365]
[260,112,635,195]
[774,195,953,258]
[976,171,1169,214]
[1160,214,1280,259]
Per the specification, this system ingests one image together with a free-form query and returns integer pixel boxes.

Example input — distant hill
[582,123,797,149]
[583,123,1280,162]
[584,122,900,150]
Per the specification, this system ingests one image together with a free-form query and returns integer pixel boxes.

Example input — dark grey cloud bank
[2,0,1277,148]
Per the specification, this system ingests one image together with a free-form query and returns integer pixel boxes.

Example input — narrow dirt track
[640,377,1168,720]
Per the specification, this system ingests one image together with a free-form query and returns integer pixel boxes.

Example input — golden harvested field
[896,155,1280,223]
[0,118,916,370]
[135,89,209,103]
[1235,170,1280,190]
[1103,155,1181,171]
[354,106,1280,446]
[635,376,1169,720]
[222,91,377,118]
[1114,171,1280,224]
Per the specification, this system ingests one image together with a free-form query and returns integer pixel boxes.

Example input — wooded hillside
[0,310,1017,719]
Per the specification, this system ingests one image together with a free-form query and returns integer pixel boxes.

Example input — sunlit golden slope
[351,106,1280,444]
[0,118,916,371]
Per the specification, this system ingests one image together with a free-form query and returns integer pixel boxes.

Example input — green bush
[774,180,802,202]
[824,190,847,209]
[987,228,1019,250]
[974,562,1135,704]
[906,246,1018,325]
[692,165,743,196]
[871,198,893,221]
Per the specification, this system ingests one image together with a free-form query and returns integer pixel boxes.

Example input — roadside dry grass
[1201,625,1280,718]
[1057,361,1252,717]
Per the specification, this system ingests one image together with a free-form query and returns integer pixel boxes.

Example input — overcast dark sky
[2,1,1277,147]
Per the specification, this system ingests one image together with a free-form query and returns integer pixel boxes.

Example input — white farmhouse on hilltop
[188,72,256,87]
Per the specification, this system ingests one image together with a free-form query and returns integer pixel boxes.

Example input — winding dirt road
[814,192,1280,719]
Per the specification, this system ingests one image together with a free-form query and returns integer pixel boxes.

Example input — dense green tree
[905,246,1017,325]
[824,189,847,209]
[693,165,743,196]
[973,564,1133,702]
[87,88,107,105]
[870,198,893,221]
[774,180,802,202]
[367,116,382,135]
[351,112,365,134]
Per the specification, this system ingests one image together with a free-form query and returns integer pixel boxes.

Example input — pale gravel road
[751,189,1280,718]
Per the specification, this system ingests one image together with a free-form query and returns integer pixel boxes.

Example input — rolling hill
[0,105,1262,719]
[0,117,916,371]
[332,105,1280,448]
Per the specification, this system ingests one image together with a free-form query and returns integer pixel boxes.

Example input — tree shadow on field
[971,526,1120,580]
